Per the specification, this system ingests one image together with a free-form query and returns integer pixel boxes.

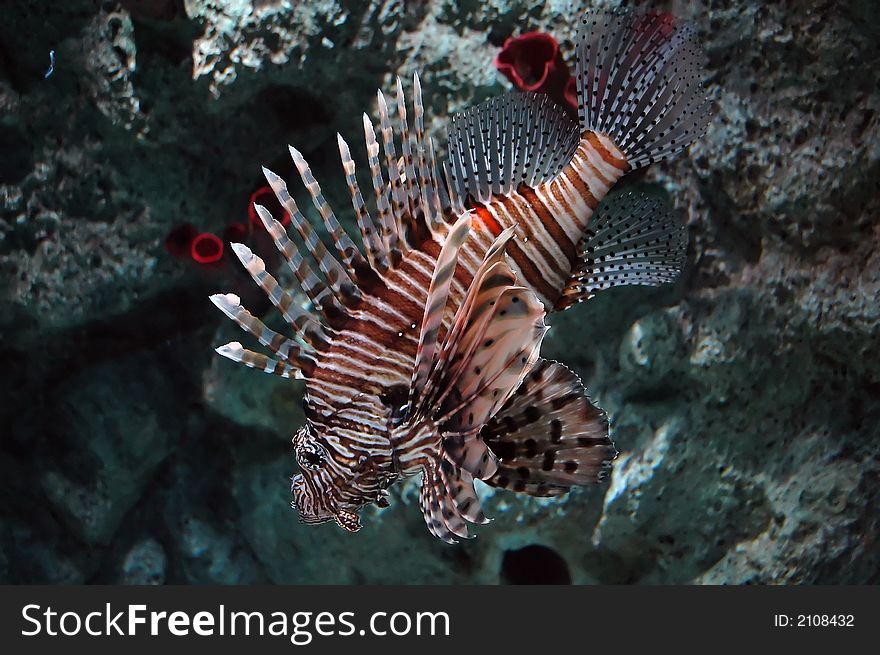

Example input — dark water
[1,0,878,584]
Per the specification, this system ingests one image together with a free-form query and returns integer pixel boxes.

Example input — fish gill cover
[0,0,878,584]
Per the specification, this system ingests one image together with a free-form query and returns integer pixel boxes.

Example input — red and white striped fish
[210,8,712,542]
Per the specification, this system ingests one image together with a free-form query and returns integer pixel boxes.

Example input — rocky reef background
[1,0,878,584]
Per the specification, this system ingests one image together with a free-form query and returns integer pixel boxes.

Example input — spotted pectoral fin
[556,192,688,311]
[418,232,548,481]
[408,214,471,414]
[406,226,548,483]
[424,229,546,423]
[418,456,489,543]
[442,285,547,431]
[413,226,517,418]
[480,358,617,495]
[436,282,548,480]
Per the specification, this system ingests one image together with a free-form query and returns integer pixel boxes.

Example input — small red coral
[190,232,224,265]
[494,31,577,114]
[248,185,290,230]
[495,32,570,98]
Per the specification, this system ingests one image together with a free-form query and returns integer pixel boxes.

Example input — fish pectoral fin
[407,227,548,481]
[418,455,490,544]
[556,191,688,311]
[408,214,472,415]
[413,229,547,428]
[480,358,617,496]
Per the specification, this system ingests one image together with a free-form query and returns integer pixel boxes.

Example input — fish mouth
[290,473,363,532]
[289,473,334,523]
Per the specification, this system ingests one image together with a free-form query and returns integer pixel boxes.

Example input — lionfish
[209,8,711,542]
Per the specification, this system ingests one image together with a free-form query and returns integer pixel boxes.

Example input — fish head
[289,417,396,533]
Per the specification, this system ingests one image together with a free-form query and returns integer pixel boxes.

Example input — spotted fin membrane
[481,359,615,495]
[445,91,580,209]
[576,8,713,169]
[556,191,688,310]
[210,74,457,385]
[406,220,548,543]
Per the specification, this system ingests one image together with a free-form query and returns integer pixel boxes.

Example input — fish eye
[297,443,326,471]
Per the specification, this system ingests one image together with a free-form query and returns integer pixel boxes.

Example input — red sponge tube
[190,232,224,264]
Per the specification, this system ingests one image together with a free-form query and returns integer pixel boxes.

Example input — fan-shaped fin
[439,458,489,524]
[228,245,333,348]
[209,292,319,356]
[556,191,687,310]
[395,77,419,215]
[408,214,471,414]
[481,358,616,495]
[253,203,345,324]
[289,145,369,280]
[337,133,389,274]
[363,112,403,266]
[401,226,548,480]
[575,8,713,169]
[377,90,411,236]
[445,92,580,209]
[215,341,301,379]
[419,460,469,544]
[262,166,360,309]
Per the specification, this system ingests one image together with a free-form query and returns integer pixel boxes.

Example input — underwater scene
[1,0,878,585]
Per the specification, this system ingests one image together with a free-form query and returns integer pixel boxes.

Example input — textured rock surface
[1,0,877,584]
[120,538,167,585]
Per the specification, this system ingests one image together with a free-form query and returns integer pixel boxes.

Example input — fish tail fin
[575,8,713,170]
[555,191,688,310]
[481,358,616,496]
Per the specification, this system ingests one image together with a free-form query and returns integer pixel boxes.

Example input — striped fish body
[293,246,463,523]
[210,8,711,542]
[296,221,548,535]
[454,131,628,308]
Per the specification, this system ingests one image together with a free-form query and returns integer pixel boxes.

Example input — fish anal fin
[555,191,687,311]
[480,358,616,496]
